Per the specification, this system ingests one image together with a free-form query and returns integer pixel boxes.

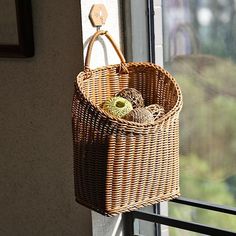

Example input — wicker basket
[72,30,183,216]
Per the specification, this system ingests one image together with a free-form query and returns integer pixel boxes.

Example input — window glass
[134,219,157,236]
[163,0,236,233]
[168,226,205,236]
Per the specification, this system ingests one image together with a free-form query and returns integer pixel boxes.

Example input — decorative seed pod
[146,104,165,120]
[124,107,154,123]
[101,96,133,118]
[115,88,144,109]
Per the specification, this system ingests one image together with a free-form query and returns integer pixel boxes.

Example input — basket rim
[75,62,183,128]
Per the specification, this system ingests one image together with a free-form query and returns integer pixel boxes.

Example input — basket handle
[84,30,127,72]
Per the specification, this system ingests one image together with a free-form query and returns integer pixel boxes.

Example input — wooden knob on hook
[89,4,108,27]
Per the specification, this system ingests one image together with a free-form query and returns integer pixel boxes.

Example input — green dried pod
[101,96,133,118]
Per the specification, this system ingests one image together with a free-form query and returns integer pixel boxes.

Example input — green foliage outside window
[167,56,236,235]
[163,1,236,233]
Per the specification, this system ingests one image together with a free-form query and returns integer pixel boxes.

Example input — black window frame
[123,197,236,236]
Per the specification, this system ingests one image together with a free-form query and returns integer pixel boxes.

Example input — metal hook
[96,26,101,32]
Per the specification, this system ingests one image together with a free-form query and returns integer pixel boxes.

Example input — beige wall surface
[0,1,92,235]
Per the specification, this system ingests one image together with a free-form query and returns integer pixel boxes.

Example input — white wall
[81,0,122,69]
[154,0,164,66]
[80,1,124,236]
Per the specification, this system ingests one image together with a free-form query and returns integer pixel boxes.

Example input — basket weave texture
[72,31,183,216]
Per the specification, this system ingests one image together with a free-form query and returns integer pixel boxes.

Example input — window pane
[134,219,156,236]
[169,226,206,236]
[168,202,236,233]
[134,206,158,236]
[163,0,236,233]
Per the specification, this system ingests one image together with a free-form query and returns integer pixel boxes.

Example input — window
[163,0,236,234]
[124,0,236,235]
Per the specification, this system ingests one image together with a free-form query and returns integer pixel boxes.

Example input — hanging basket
[72,30,183,216]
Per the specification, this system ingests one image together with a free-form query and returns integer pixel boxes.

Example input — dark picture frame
[0,0,34,57]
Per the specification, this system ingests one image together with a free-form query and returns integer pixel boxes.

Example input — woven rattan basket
[72,30,183,216]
